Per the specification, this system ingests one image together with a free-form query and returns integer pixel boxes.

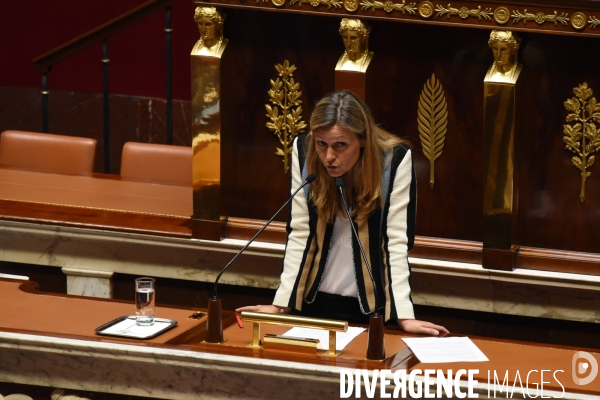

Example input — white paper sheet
[100,317,173,339]
[402,337,489,363]
[281,326,365,351]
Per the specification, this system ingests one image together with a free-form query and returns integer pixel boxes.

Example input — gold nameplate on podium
[240,311,348,357]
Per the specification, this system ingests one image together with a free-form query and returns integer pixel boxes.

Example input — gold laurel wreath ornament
[418,73,448,189]
[563,82,600,203]
[265,60,307,174]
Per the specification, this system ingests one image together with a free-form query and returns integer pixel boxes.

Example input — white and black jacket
[273,135,416,322]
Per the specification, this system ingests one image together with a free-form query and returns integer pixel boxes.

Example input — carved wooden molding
[193,0,600,37]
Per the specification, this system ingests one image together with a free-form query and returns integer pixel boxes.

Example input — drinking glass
[135,277,155,326]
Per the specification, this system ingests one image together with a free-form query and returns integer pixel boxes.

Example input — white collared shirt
[319,215,359,298]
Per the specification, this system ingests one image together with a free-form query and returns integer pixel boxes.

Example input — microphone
[205,172,316,343]
[334,176,385,360]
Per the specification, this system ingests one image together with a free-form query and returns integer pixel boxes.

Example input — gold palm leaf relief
[418,73,448,189]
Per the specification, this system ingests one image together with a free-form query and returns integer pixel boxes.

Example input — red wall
[0,0,198,100]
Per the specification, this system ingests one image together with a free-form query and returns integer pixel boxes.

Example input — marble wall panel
[0,333,344,400]
[0,86,192,174]
[63,268,113,298]
[0,221,283,289]
[492,281,600,323]
[411,273,494,313]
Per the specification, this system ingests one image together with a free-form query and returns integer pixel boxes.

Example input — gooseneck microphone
[334,176,386,360]
[334,177,380,312]
[205,172,316,343]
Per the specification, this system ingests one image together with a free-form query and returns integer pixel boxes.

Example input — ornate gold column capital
[335,18,373,73]
[484,30,522,84]
[191,7,228,58]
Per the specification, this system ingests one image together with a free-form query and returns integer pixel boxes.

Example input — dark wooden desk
[0,168,192,216]
[0,278,598,399]
[0,167,193,237]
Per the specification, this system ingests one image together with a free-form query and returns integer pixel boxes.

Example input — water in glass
[135,278,155,326]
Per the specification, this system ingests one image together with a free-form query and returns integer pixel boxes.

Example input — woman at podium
[238,91,448,336]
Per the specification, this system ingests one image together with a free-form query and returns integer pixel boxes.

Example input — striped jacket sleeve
[272,137,311,307]
[386,149,416,319]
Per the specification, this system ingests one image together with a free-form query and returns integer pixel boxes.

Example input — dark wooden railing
[33,0,180,172]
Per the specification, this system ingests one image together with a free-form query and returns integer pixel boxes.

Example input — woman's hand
[398,319,449,336]
[235,305,289,314]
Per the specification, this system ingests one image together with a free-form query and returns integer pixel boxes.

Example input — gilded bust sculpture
[191,7,228,58]
[335,19,373,73]
[485,30,522,84]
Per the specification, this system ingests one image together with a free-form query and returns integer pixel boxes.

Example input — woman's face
[314,125,363,178]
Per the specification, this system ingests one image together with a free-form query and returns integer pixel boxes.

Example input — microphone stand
[205,173,316,343]
[335,177,385,360]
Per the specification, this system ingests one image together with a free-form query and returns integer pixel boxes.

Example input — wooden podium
[0,278,598,399]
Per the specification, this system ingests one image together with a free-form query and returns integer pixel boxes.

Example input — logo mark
[572,351,599,385]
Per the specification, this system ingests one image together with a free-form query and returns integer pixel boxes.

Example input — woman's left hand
[398,319,449,336]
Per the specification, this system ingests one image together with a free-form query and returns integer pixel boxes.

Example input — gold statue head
[194,7,226,47]
[339,19,371,62]
[488,30,521,73]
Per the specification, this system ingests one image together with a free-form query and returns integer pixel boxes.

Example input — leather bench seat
[120,142,192,187]
[0,130,97,176]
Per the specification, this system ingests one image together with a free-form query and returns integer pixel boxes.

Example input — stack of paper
[402,337,489,363]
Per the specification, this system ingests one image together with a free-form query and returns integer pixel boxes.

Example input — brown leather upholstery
[0,130,97,176]
[120,142,192,187]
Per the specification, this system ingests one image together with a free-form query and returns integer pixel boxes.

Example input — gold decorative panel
[435,4,492,20]
[511,10,569,25]
[417,73,447,189]
[290,0,342,8]
[266,60,307,174]
[360,0,416,14]
[203,0,600,36]
[563,82,600,203]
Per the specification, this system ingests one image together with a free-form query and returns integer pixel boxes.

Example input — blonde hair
[306,91,407,222]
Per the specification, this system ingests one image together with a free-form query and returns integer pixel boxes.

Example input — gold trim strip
[360,0,416,14]
[511,9,569,25]
[226,0,598,33]
[289,0,342,9]
[435,4,492,20]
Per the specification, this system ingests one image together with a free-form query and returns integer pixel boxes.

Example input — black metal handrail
[33,0,179,172]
